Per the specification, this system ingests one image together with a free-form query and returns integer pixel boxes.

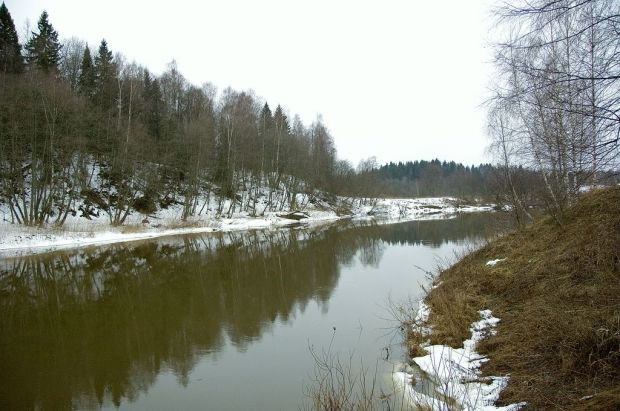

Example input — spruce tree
[273,105,289,134]
[259,103,273,134]
[0,2,23,73]
[273,105,289,173]
[143,70,163,140]
[93,39,116,110]
[77,45,95,97]
[24,11,62,72]
[148,78,163,139]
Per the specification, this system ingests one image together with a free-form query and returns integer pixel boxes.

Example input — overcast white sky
[7,0,496,167]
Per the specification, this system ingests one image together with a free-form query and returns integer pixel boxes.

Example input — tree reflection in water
[0,213,505,410]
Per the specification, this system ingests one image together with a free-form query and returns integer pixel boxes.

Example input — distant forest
[0,5,496,226]
[376,160,494,197]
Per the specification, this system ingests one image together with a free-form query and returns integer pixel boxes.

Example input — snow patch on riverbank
[360,197,494,220]
[0,211,338,257]
[394,305,525,410]
[0,196,493,257]
[486,258,506,266]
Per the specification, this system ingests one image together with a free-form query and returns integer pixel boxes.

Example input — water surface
[0,214,502,410]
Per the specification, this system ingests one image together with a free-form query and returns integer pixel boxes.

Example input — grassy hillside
[413,187,620,409]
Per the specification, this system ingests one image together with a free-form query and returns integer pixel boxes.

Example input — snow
[486,258,506,266]
[416,300,431,323]
[394,306,526,411]
[0,195,494,257]
[360,197,494,221]
[578,184,607,193]
[0,212,337,258]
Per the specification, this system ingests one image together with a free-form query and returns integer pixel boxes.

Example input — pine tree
[0,2,23,73]
[24,11,62,72]
[77,45,95,97]
[93,39,116,110]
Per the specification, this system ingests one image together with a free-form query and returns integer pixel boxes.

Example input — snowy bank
[393,303,525,410]
[0,196,493,257]
[360,197,494,220]
[0,211,339,257]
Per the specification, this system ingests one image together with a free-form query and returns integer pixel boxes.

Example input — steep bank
[409,187,620,409]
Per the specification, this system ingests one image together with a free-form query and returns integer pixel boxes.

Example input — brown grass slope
[419,187,620,410]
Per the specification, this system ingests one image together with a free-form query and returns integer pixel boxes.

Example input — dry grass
[120,219,205,232]
[162,220,204,230]
[410,187,620,409]
[119,224,149,234]
[303,339,415,411]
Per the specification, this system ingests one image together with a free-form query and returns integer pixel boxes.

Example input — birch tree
[489,0,620,220]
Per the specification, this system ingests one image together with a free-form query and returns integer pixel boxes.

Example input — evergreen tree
[142,70,163,140]
[24,11,62,72]
[259,103,273,135]
[273,105,289,175]
[258,103,273,175]
[273,105,289,134]
[93,39,116,110]
[0,2,23,73]
[77,45,95,97]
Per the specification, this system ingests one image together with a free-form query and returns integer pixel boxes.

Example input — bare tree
[489,0,620,221]
[59,37,85,91]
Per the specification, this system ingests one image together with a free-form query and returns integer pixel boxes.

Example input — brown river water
[0,213,504,410]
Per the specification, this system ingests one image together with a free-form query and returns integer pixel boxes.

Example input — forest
[0,6,342,226]
[0,4,499,228]
[375,160,495,197]
[2,2,618,229]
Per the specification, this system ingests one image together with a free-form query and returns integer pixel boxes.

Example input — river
[0,213,505,410]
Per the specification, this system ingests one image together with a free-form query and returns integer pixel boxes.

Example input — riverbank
[405,186,620,409]
[0,196,493,257]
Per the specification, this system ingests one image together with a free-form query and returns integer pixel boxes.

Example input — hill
[412,187,620,409]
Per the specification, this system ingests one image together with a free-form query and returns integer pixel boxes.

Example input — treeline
[330,157,502,200]
[374,160,495,198]
[0,5,340,226]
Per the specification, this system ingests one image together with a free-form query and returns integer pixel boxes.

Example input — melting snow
[394,307,525,410]
[486,258,506,266]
